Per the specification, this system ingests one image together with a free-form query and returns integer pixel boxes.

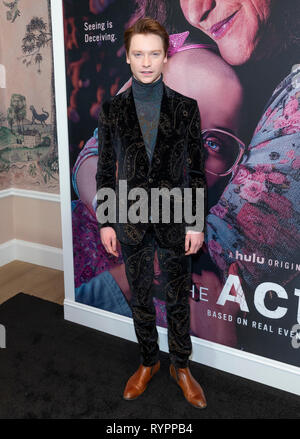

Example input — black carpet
[0,293,299,420]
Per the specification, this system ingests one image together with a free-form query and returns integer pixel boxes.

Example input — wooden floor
[0,260,65,306]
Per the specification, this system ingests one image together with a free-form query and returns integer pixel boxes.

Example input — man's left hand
[185,231,204,255]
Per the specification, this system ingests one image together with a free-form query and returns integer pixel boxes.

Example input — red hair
[124,17,169,56]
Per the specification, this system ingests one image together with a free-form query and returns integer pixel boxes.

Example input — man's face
[126,33,167,83]
[179,0,272,65]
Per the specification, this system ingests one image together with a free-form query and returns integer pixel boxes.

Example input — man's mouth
[210,10,239,39]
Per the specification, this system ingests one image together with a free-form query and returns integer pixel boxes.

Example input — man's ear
[126,53,130,64]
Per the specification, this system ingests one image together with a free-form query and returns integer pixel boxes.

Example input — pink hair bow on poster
[168,31,218,56]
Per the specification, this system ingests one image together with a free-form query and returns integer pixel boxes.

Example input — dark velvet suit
[96,81,207,368]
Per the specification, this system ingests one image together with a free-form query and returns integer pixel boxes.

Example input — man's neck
[132,73,163,102]
[132,73,162,85]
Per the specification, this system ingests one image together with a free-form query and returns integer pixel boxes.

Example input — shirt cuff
[92,193,97,212]
[186,230,203,234]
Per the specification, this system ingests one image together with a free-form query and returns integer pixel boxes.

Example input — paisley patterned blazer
[96,82,207,247]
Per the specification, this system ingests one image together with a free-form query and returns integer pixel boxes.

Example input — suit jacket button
[149,177,153,183]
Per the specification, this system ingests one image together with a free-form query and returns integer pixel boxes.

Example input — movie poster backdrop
[62,0,300,367]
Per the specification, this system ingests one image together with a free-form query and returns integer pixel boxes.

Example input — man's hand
[185,232,204,255]
[100,227,119,257]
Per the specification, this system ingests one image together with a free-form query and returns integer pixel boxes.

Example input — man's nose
[143,55,151,67]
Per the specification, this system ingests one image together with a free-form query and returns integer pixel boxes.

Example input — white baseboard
[0,188,60,202]
[64,298,300,396]
[0,188,62,269]
[0,239,63,270]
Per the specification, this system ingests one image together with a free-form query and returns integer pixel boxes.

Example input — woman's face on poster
[179,0,272,65]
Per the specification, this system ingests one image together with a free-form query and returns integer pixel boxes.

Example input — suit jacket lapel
[152,83,173,169]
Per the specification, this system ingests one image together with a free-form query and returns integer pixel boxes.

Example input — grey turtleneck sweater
[132,73,163,163]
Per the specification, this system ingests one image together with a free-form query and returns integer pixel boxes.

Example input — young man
[96,17,207,409]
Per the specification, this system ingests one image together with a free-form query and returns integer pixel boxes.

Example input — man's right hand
[100,227,119,257]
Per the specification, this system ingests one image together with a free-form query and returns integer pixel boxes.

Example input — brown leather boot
[123,360,160,400]
[170,364,207,409]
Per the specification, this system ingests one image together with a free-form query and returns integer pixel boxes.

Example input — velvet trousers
[119,224,192,369]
